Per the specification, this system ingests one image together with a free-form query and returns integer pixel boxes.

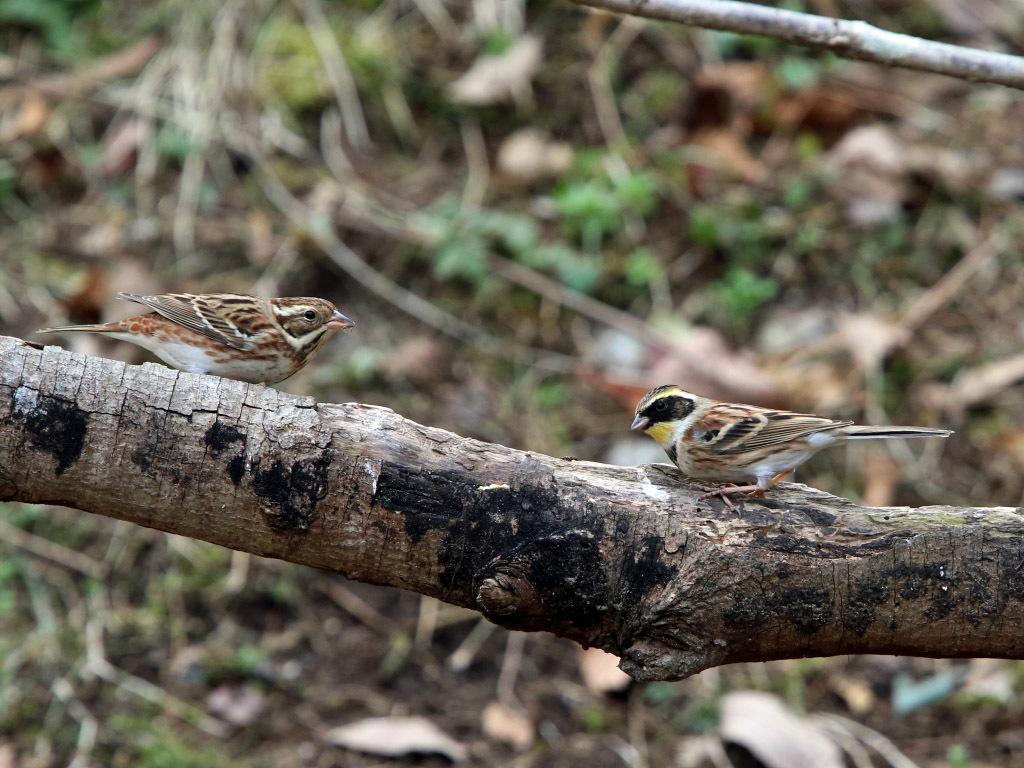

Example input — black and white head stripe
[633,385,697,429]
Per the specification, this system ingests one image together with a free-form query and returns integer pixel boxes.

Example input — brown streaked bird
[39,292,354,384]
[631,385,952,506]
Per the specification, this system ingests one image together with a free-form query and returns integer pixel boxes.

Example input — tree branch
[2,334,1023,680]
[573,0,1024,90]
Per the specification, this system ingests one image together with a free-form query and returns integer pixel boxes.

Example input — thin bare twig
[0,516,107,578]
[588,16,645,148]
[488,254,678,354]
[297,0,370,149]
[573,0,1024,89]
[899,234,1004,333]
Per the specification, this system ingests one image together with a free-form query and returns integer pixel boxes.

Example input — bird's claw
[696,483,767,512]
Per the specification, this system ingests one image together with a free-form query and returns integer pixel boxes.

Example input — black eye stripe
[642,395,694,423]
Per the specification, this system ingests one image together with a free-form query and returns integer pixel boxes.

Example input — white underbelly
[110,333,291,383]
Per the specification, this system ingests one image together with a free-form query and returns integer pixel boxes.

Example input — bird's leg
[698,471,794,509]
[698,483,764,510]
[766,471,793,489]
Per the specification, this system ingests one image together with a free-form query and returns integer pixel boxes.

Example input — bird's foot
[697,483,765,511]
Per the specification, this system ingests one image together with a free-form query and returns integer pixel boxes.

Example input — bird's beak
[631,414,650,431]
[328,311,355,331]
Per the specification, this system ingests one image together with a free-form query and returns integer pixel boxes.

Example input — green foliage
[0,160,15,205]
[774,56,820,90]
[796,132,823,161]
[622,70,688,129]
[481,29,514,56]
[110,715,234,768]
[580,704,606,733]
[231,644,268,676]
[683,696,721,732]
[415,202,604,294]
[156,125,195,161]
[259,15,404,120]
[0,556,20,617]
[644,681,682,704]
[538,243,601,294]
[688,199,774,266]
[709,30,784,60]
[377,632,411,679]
[624,247,663,287]
[0,0,99,56]
[712,267,779,331]
[260,20,328,112]
[553,169,657,252]
[419,203,537,283]
[535,381,568,409]
[775,53,838,91]
[947,744,972,768]
[783,178,814,209]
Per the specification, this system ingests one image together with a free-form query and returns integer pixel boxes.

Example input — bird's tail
[38,322,122,335]
[844,425,953,440]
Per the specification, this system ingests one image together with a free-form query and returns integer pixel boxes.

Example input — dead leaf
[497,128,573,182]
[861,450,899,508]
[827,124,904,175]
[720,691,844,768]
[962,659,1013,704]
[79,215,127,257]
[825,125,907,226]
[206,685,265,727]
[755,307,835,356]
[0,37,163,116]
[580,9,614,53]
[247,210,278,267]
[694,61,770,121]
[578,647,631,694]
[448,35,543,106]
[836,312,909,372]
[15,92,51,139]
[323,716,468,762]
[993,429,1024,470]
[381,336,451,383]
[102,119,141,177]
[948,352,1024,411]
[481,701,534,751]
[830,674,876,716]
[647,325,786,408]
[986,168,1024,202]
[932,0,1019,38]
[688,127,767,183]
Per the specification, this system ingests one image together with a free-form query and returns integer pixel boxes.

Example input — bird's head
[271,297,354,351]
[631,385,697,446]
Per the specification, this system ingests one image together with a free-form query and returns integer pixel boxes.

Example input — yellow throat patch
[645,421,676,446]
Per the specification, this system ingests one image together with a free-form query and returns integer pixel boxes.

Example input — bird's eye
[654,400,669,412]
[304,310,316,320]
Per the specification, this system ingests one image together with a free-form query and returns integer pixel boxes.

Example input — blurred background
[2,0,1024,765]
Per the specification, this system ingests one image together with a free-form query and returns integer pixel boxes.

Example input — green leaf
[775,56,820,90]
[625,247,663,286]
[713,267,778,323]
[434,233,488,283]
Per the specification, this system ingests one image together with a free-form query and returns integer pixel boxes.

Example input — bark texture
[1,335,1023,681]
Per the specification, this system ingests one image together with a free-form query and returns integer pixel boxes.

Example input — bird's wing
[694,404,853,454]
[117,292,255,351]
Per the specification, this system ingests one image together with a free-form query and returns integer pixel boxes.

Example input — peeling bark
[1,335,1023,681]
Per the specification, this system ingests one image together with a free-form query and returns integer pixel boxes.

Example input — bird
[631,385,952,506]
[39,292,355,384]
